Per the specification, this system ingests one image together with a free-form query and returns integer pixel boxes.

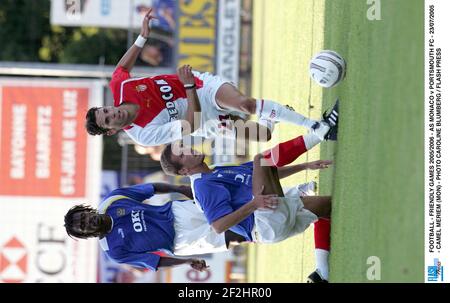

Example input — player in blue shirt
[64,183,245,271]
[160,137,333,243]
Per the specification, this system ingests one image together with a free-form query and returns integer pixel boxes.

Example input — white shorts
[171,200,228,256]
[251,192,318,244]
[191,71,237,139]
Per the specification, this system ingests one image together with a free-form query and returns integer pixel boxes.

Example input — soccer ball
[309,50,347,88]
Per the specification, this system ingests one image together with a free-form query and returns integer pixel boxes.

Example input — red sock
[314,218,331,251]
[262,135,307,167]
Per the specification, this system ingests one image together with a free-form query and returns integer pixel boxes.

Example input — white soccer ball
[309,50,347,88]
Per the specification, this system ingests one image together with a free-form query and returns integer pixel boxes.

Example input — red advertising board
[0,78,103,282]
[0,85,88,197]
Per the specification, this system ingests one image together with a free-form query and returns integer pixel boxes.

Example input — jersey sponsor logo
[131,210,147,233]
[155,79,179,121]
[135,84,147,92]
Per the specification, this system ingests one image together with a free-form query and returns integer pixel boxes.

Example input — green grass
[320,0,424,282]
[248,0,424,282]
[247,0,326,282]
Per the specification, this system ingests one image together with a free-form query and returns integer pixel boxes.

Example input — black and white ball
[309,50,347,88]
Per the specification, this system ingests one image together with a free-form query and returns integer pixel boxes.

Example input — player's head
[64,205,112,239]
[160,142,205,176]
[85,106,131,136]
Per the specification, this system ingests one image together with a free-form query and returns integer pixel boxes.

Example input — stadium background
[0,0,423,282]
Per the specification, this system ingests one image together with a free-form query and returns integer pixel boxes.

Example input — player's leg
[309,218,331,282]
[252,154,284,196]
[215,83,322,131]
[286,184,330,282]
[261,133,322,167]
[301,196,331,218]
[231,115,272,142]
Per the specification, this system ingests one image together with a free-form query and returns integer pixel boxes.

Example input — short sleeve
[109,183,155,202]
[110,67,131,105]
[127,120,183,146]
[193,182,234,224]
[108,251,161,271]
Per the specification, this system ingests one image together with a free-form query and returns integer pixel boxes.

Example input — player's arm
[277,160,333,179]
[116,9,155,71]
[158,257,208,271]
[177,65,202,136]
[211,192,279,234]
[152,183,193,199]
[111,183,156,201]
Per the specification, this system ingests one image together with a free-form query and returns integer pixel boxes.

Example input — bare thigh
[252,155,284,196]
[234,119,272,142]
[301,196,331,218]
[215,83,256,113]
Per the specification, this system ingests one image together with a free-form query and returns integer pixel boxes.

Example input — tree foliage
[0,0,128,64]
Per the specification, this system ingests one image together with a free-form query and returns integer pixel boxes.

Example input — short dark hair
[64,204,101,240]
[160,144,182,176]
[85,107,108,135]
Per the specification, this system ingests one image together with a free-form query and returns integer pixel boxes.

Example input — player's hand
[305,160,333,170]
[190,259,209,271]
[177,65,195,85]
[252,186,279,210]
[140,8,156,38]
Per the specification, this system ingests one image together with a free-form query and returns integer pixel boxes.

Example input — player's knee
[240,97,256,114]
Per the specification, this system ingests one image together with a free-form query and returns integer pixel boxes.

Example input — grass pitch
[248,0,424,282]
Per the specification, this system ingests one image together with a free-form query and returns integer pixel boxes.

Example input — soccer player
[85,9,337,146]
[159,134,333,245]
[63,182,245,272]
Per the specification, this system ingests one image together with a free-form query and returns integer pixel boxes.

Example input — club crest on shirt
[135,84,147,92]
[116,208,126,217]
[269,109,276,119]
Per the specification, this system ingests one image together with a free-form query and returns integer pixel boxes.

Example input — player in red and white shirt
[85,9,334,146]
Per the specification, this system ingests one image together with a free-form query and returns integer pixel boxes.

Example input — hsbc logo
[0,237,28,283]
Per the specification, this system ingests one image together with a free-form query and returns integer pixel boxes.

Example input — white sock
[255,99,317,129]
[315,248,329,280]
[257,118,276,133]
[303,133,322,150]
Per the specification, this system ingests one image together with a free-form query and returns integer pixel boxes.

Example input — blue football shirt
[191,162,255,241]
[98,183,175,271]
